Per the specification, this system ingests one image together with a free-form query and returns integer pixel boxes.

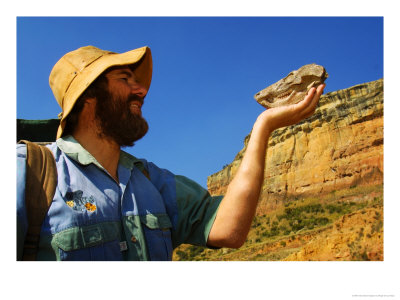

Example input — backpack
[18,140,57,261]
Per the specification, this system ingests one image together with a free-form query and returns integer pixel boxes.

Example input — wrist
[254,111,273,137]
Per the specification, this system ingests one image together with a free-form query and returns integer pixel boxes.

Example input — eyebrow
[116,70,133,77]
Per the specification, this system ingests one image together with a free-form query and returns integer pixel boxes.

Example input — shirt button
[131,236,137,243]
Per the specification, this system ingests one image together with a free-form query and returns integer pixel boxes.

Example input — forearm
[208,114,271,248]
[207,85,325,248]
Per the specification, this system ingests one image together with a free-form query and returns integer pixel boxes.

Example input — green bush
[284,229,291,235]
[316,217,330,226]
[176,250,188,260]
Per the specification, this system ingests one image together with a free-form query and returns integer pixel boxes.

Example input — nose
[130,82,148,98]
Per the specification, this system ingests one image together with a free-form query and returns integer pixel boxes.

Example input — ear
[78,97,97,121]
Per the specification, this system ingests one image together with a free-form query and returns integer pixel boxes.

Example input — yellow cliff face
[207,79,383,214]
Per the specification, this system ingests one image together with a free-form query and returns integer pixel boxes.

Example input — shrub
[371,220,383,234]
[262,231,271,237]
[176,250,188,260]
[316,217,330,226]
[361,251,369,261]
[277,214,285,221]
[270,226,280,236]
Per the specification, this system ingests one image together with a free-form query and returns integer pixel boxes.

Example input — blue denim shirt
[17,136,222,260]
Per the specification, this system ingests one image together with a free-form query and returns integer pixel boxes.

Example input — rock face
[207,79,383,214]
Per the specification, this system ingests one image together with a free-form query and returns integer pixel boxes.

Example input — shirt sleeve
[142,161,222,249]
[173,175,222,248]
[16,144,28,260]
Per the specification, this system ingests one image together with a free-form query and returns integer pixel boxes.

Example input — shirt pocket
[52,222,123,261]
[140,213,173,261]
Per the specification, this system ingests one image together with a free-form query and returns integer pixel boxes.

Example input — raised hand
[257,84,325,134]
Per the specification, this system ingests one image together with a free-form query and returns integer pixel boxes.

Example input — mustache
[128,94,144,105]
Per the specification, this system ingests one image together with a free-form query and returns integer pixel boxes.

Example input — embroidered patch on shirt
[65,190,97,212]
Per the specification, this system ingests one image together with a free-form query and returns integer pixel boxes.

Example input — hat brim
[57,46,152,139]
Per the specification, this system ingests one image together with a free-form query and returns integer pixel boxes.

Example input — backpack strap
[131,157,151,181]
[19,140,58,261]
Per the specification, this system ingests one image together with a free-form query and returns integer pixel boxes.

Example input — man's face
[94,66,149,147]
[105,67,148,116]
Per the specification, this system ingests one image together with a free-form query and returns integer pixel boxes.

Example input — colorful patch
[65,190,97,212]
[84,202,97,212]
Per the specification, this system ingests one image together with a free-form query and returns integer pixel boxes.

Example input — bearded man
[16,45,325,261]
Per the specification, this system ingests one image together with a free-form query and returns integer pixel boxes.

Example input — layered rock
[207,79,383,213]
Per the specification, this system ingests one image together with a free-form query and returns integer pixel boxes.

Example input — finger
[292,84,323,121]
[294,87,316,112]
[315,84,325,99]
[301,84,325,118]
[292,84,325,120]
[305,84,325,111]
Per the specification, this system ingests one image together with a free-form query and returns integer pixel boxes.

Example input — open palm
[260,84,326,133]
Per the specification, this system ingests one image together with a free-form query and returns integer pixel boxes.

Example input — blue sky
[17,17,383,188]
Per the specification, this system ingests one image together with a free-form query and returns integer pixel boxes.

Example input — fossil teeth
[277,91,291,99]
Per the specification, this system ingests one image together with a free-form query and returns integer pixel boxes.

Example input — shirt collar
[56,135,143,170]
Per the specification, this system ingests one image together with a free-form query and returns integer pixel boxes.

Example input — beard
[94,91,149,147]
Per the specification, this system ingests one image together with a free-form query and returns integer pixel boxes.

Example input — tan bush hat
[49,45,152,139]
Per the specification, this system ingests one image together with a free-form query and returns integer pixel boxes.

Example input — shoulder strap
[140,166,151,181]
[132,160,151,181]
[19,140,58,261]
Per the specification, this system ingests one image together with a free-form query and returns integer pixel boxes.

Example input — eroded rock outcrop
[207,79,383,213]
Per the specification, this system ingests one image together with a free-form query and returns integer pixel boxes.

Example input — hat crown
[64,46,114,72]
[49,46,113,107]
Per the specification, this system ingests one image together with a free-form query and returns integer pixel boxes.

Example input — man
[17,45,325,260]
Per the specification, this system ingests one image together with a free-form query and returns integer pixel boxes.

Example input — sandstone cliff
[207,79,383,214]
